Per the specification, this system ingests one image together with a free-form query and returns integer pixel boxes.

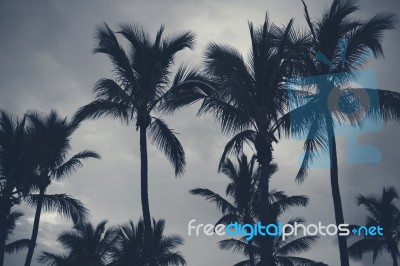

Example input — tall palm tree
[163,15,310,265]
[110,218,186,266]
[38,220,119,266]
[0,111,32,266]
[74,23,193,265]
[24,111,98,266]
[191,153,311,266]
[4,211,31,255]
[348,187,400,266]
[279,1,398,265]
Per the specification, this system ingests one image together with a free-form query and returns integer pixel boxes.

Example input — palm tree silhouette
[0,111,32,266]
[348,187,400,266]
[38,220,118,266]
[4,211,31,255]
[278,1,398,265]
[218,217,319,266]
[191,153,316,266]
[163,15,309,265]
[24,111,98,266]
[74,22,194,265]
[110,218,186,266]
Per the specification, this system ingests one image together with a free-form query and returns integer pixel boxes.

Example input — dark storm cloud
[1,0,399,265]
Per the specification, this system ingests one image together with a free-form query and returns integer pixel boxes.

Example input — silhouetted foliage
[110,218,186,266]
[348,187,400,266]
[24,111,97,266]
[74,22,194,266]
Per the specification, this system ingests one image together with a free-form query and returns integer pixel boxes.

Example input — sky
[1,0,400,265]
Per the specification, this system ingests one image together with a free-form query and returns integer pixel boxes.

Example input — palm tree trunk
[392,250,398,266]
[255,133,273,266]
[24,187,45,266]
[0,202,10,266]
[326,118,349,266]
[139,126,156,266]
[248,239,256,266]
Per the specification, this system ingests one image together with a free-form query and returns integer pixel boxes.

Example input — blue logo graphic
[286,38,382,168]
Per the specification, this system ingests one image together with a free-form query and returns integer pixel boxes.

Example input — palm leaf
[148,118,185,176]
[24,194,89,224]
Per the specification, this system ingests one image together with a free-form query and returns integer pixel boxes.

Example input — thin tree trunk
[248,239,256,266]
[24,187,45,266]
[392,249,398,266]
[256,133,273,266]
[0,202,10,266]
[326,119,349,266]
[139,126,156,266]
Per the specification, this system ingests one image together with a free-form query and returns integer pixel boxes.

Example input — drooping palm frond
[5,239,31,254]
[3,210,31,255]
[148,118,185,176]
[74,100,133,124]
[218,130,257,171]
[4,211,23,240]
[54,150,101,180]
[190,188,237,214]
[37,251,71,266]
[24,194,89,225]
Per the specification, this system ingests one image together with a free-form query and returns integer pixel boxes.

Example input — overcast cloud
[1,0,400,265]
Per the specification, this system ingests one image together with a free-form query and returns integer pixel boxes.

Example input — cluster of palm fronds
[1,0,400,265]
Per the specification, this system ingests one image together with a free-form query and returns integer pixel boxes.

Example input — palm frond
[5,239,31,254]
[74,100,133,124]
[218,130,257,171]
[24,194,89,224]
[148,118,185,176]
[37,251,70,266]
[190,188,237,214]
[54,150,100,180]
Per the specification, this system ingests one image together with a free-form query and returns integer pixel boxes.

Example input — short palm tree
[74,22,194,265]
[38,220,118,266]
[279,1,398,265]
[0,111,32,266]
[110,218,186,266]
[24,111,98,266]
[164,15,310,265]
[191,153,313,266]
[219,217,319,266]
[348,187,400,266]
[4,211,31,255]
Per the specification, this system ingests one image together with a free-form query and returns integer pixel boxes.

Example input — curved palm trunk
[326,118,349,266]
[139,126,156,266]
[255,134,273,266]
[24,187,45,266]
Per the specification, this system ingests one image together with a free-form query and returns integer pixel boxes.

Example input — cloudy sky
[1,0,400,265]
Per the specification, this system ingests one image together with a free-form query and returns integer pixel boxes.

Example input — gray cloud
[1,0,400,265]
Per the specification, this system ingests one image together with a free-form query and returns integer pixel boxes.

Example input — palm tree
[163,15,310,265]
[279,1,398,265]
[218,217,319,266]
[191,153,313,266]
[4,211,31,255]
[38,220,118,266]
[348,187,400,266]
[24,111,98,266]
[191,154,265,266]
[74,22,193,265]
[110,218,186,266]
[0,111,32,266]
